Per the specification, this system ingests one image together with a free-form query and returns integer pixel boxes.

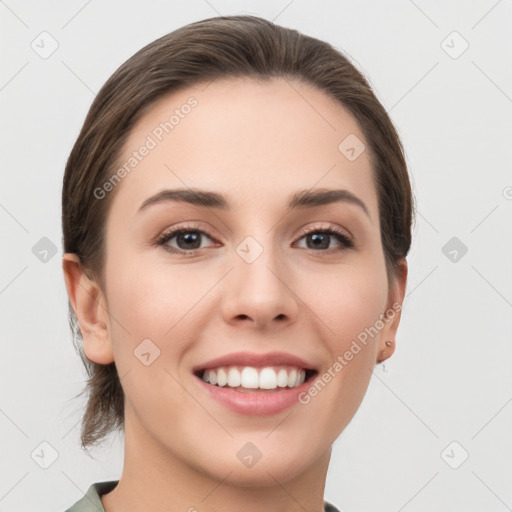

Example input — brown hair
[62,14,414,452]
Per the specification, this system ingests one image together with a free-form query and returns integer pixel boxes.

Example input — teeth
[288,368,297,388]
[217,367,228,387]
[227,367,241,387]
[276,368,288,387]
[241,367,259,388]
[259,367,277,389]
[201,366,307,390]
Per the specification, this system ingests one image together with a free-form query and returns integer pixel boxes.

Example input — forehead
[108,77,378,219]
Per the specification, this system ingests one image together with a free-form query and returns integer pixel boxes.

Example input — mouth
[191,351,319,414]
[193,365,318,393]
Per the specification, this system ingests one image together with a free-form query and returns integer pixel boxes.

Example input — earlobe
[377,339,396,364]
[62,253,114,365]
[376,259,408,364]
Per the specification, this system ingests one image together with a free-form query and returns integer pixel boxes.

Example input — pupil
[309,233,328,249]
[179,232,200,249]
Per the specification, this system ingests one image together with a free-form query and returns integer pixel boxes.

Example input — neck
[101,408,331,512]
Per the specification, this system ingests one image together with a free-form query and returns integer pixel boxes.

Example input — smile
[198,365,314,391]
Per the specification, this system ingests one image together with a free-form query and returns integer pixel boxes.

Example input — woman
[62,14,413,512]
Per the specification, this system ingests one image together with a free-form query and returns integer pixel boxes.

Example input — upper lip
[192,351,317,373]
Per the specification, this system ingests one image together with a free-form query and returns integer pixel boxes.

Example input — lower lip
[194,375,313,415]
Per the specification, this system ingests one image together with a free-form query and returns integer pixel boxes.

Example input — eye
[155,222,354,255]
[294,224,354,252]
[155,224,218,254]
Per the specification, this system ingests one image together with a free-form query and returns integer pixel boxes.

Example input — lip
[192,351,318,416]
[194,373,315,415]
[192,351,317,373]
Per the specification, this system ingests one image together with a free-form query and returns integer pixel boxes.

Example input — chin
[194,439,320,488]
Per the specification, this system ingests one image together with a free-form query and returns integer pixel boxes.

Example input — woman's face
[89,77,405,485]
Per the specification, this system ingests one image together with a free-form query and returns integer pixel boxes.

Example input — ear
[376,259,408,364]
[62,253,114,365]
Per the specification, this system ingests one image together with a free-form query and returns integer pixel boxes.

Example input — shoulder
[63,480,119,512]
[63,483,340,512]
[324,499,343,512]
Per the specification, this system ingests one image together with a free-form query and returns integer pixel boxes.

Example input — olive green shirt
[63,480,342,512]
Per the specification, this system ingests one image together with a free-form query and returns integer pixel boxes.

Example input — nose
[220,238,300,331]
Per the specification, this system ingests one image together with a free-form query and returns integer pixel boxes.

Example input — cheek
[296,266,387,435]
[304,259,388,348]
[106,246,209,340]
[104,257,201,419]
[300,258,387,399]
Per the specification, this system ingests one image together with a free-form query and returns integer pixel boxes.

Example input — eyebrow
[137,187,370,218]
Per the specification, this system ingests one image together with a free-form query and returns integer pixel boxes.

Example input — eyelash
[155,223,354,255]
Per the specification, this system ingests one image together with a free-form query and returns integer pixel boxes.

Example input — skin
[63,77,407,512]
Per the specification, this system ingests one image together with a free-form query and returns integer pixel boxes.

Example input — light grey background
[1,1,511,511]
